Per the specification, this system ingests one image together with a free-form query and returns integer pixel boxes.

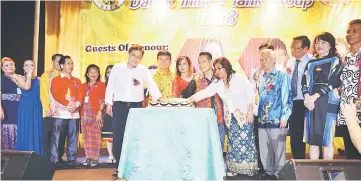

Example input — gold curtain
[45,1,81,78]
[45,1,89,148]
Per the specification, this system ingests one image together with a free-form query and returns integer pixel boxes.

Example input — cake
[148,98,193,107]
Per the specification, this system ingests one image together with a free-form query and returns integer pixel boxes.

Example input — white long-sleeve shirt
[105,62,162,105]
[192,73,255,114]
[285,53,313,100]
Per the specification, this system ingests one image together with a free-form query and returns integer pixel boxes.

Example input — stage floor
[53,168,116,180]
[52,149,346,180]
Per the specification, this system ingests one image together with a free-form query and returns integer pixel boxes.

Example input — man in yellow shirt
[152,50,174,99]
[40,54,65,163]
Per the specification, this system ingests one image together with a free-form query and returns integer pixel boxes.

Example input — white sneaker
[82,158,91,166]
[106,156,116,164]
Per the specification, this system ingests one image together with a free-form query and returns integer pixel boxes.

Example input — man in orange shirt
[40,53,67,163]
[50,55,81,167]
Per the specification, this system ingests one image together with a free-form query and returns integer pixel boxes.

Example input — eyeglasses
[214,67,224,72]
[130,54,142,60]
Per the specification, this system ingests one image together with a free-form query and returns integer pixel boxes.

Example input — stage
[53,168,115,180]
[52,149,346,180]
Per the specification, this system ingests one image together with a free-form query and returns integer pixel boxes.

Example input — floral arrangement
[133,78,140,86]
[286,68,292,74]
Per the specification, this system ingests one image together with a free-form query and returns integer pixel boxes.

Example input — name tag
[17,88,22,95]
[84,96,89,103]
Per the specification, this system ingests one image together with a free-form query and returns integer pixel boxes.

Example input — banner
[44,0,361,151]
[79,0,360,79]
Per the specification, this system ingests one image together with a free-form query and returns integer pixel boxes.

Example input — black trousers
[254,115,264,173]
[113,101,142,168]
[341,124,361,159]
[289,100,306,159]
[43,117,53,159]
[43,117,66,161]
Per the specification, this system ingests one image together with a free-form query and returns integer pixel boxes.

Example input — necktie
[291,60,300,98]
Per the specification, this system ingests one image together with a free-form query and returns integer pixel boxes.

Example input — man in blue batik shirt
[257,49,293,179]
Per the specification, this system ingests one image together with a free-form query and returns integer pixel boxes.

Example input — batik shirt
[153,69,174,98]
[338,47,361,125]
[258,68,293,128]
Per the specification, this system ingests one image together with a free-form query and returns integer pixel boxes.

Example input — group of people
[1,19,361,179]
[244,19,361,179]
[1,55,117,167]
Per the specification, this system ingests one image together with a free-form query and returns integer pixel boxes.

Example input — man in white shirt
[285,35,313,159]
[105,44,163,169]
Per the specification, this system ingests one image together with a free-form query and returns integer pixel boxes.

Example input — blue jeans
[50,118,78,163]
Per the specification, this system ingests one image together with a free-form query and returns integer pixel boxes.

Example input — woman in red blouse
[172,56,194,98]
[77,64,106,167]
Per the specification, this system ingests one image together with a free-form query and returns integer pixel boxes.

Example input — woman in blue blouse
[301,32,342,160]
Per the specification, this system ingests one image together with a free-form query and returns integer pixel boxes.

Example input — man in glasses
[285,36,313,159]
[105,44,163,176]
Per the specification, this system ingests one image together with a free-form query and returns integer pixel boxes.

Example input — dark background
[1,1,45,75]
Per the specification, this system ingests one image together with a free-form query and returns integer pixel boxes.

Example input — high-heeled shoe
[106,157,116,164]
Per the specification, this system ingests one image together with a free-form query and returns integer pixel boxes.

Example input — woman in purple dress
[2,57,20,150]
[1,57,35,151]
